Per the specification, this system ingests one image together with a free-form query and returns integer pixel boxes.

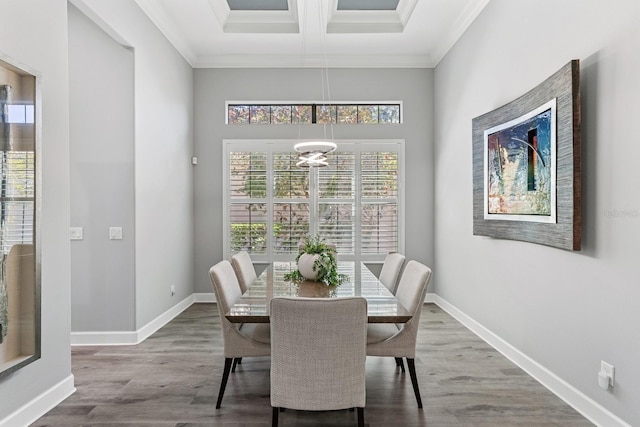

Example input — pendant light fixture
[295,0,335,168]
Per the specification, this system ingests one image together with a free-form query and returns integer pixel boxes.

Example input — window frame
[225,100,404,125]
[223,139,405,264]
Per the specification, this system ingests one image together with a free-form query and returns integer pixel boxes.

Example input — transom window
[227,103,401,125]
[223,140,404,264]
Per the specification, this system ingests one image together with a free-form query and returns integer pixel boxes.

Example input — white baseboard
[431,295,631,427]
[71,295,195,346]
[17,292,626,427]
[0,374,75,427]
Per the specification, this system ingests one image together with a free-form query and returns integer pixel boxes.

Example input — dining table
[225,261,412,324]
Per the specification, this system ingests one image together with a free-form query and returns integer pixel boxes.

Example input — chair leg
[272,407,279,427]
[232,358,240,372]
[357,407,364,427]
[395,357,405,372]
[216,358,233,409]
[406,358,423,408]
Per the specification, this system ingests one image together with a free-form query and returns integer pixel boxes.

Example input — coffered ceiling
[133,0,491,68]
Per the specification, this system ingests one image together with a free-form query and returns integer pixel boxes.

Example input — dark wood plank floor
[31,303,593,426]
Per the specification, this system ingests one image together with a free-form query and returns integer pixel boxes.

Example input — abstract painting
[484,99,556,223]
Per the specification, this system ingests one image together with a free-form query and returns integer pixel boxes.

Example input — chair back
[394,261,432,352]
[231,250,257,293]
[209,260,244,351]
[270,297,367,411]
[378,252,406,294]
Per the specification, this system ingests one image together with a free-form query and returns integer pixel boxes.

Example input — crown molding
[430,0,491,66]
[134,0,197,66]
[193,53,434,68]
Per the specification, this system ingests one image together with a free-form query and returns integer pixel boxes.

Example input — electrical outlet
[170,285,176,296]
[601,361,615,387]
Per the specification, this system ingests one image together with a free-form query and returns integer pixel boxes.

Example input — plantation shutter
[272,152,310,254]
[360,151,399,254]
[1,151,35,253]
[318,151,355,254]
[228,152,268,253]
[225,140,403,262]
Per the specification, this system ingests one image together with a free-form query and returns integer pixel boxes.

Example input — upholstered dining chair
[366,260,432,408]
[231,250,257,294]
[378,252,406,295]
[270,297,368,427]
[209,260,270,409]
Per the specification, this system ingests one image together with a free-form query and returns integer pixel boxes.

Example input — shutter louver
[318,152,355,253]
[225,141,402,262]
[229,152,267,253]
[361,152,398,254]
[1,151,35,253]
[273,153,310,254]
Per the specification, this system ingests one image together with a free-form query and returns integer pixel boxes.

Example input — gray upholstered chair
[366,260,432,408]
[270,297,367,427]
[231,250,257,294]
[378,252,406,295]
[209,260,270,409]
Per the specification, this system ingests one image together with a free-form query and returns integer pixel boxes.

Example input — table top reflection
[225,261,411,324]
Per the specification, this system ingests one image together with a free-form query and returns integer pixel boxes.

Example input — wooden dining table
[225,261,412,324]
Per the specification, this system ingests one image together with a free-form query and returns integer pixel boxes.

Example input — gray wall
[0,0,72,421]
[434,0,640,425]
[193,68,434,294]
[68,3,135,332]
[69,0,195,330]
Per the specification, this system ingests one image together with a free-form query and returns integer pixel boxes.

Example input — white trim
[194,53,432,68]
[326,0,418,33]
[134,0,197,66]
[430,0,492,66]
[70,295,194,346]
[0,375,75,427]
[69,0,133,48]
[208,0,299,34]
[431,295,632,427]
[5,293,626,426]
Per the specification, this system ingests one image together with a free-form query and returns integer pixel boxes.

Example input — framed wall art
[0,53,41,380]
[472,60,581,251]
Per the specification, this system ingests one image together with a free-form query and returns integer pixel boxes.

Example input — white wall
[0,0,74,424]
[434,0,640,425]
[68,3,136,332]
[70,0,195,330]
[193,68,434,294]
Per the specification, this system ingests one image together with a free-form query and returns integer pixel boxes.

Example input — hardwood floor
[31,303,593,426]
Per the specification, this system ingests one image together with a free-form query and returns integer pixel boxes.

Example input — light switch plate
[109,227,123,240]
[70,227,83,240]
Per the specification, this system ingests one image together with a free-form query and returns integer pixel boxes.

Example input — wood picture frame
[472,60,581,251]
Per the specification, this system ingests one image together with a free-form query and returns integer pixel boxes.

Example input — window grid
[227,103,401,125]
[224,141,403,264]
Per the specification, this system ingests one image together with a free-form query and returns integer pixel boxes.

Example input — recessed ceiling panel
[337,0,399,10]
[132,0,492,68]
[227,0,288,10]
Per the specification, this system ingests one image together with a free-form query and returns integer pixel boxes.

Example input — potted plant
[284,235,348,287]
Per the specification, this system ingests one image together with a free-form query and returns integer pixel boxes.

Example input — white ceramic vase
[297,253,320,281]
